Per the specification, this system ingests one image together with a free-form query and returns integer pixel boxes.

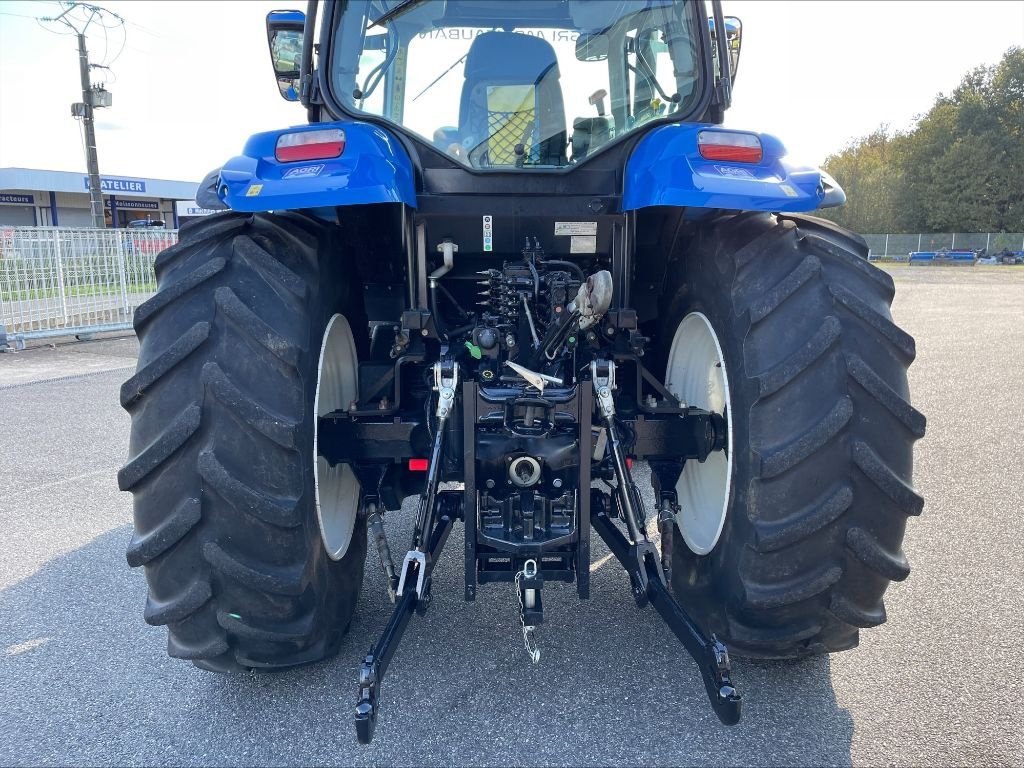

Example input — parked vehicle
[909,249,977,265]
[119,0,925,743]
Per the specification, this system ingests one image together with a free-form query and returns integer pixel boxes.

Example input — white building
[0,167,203,228]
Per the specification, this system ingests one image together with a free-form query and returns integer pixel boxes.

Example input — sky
[0,0,1021,183]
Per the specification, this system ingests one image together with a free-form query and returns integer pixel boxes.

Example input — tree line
[816,47,1022,240]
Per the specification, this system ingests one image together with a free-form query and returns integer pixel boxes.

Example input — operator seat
[456,31,567,167]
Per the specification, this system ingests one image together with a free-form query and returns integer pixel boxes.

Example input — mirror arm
[300,0,319,108]
[710,0,732,109]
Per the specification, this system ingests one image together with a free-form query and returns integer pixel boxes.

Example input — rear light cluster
[697,131,763,163]
[275,128,346,162]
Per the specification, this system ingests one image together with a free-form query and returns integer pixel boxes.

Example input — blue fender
[218,121,417,212]
[623,124,828,213]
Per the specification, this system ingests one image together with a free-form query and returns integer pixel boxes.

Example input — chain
[514,565,541,664]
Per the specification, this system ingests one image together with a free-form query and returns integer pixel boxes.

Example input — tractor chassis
[321,360,741,744]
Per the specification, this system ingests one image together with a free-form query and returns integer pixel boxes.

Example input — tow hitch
[354,359,739,743]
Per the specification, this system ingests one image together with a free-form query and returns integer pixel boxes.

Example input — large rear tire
[660,212,925,658]
[119,211,367,671]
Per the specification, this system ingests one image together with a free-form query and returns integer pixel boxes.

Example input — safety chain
[514,561,541,664]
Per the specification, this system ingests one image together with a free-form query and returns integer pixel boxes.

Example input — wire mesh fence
[2,224,1022,350]
[863,232,1024,260]
[0,226,176,348]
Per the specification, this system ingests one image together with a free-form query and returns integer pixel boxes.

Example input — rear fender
[623,124,834,213]
[217,121,417,212]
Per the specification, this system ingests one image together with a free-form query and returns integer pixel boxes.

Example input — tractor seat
[456,31,567,167]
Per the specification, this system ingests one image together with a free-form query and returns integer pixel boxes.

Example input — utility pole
[76,30,105,228]
[39,2,120,228]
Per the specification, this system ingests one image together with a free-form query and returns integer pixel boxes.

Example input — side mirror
[708,16,742,83]
[267,10,305,102]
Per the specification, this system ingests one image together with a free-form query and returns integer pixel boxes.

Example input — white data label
[554,221,598,236]
[570,235,597,254]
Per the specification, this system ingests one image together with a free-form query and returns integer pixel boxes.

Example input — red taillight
[408,458,429,472]
[275,128,346,162]
[626,457,633,469]
[697,130,763,163]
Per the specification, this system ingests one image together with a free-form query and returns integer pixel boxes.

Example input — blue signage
[0,193,34,205]
[104,198,160,210]
[84,176,147,193]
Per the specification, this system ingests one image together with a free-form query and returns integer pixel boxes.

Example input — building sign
[0,193,34,205]
[104,198,160,210]
[175,200,218,217]
[84,176,147,193]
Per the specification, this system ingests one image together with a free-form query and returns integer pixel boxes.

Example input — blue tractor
[119,0,925,742]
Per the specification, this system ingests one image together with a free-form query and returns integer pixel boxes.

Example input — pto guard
[218,121,417,212]
[623,124,827,213]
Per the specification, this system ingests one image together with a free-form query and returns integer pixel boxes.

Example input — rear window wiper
[369,0,427,29]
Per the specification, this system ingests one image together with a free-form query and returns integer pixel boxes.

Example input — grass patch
[1,282,156,302]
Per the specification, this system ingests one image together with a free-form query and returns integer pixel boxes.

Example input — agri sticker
[283,164,325,179]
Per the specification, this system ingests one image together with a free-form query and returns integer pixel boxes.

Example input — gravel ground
[0,267,1021,767]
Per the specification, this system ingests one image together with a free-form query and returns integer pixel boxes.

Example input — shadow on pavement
[0,526,853,767]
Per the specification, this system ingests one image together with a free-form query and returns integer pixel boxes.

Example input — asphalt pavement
[1,267,1022,767]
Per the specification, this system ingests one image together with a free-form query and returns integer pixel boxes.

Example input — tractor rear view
[119,0,925,743]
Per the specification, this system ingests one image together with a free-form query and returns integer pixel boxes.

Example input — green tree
[817,127,906,233]
[818,47,1023,235]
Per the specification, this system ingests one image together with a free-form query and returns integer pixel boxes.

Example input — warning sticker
[482,215,493,252]
[555,221,597,236]
[570,235,597,254]
[245,184,263,197]
[779,184,798,198]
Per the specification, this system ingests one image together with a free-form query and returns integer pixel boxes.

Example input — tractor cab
[268,0,741,170]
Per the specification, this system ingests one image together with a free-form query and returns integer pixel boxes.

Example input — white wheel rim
[665,312,733,556]
[313,314,361,560]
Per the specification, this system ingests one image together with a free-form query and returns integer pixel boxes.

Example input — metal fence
[0,226,175,350]
[863,232,1024,259]
[2,224,1022,350]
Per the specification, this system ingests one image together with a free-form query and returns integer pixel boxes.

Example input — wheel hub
[665,311,734,556]
[314,314,361,560]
